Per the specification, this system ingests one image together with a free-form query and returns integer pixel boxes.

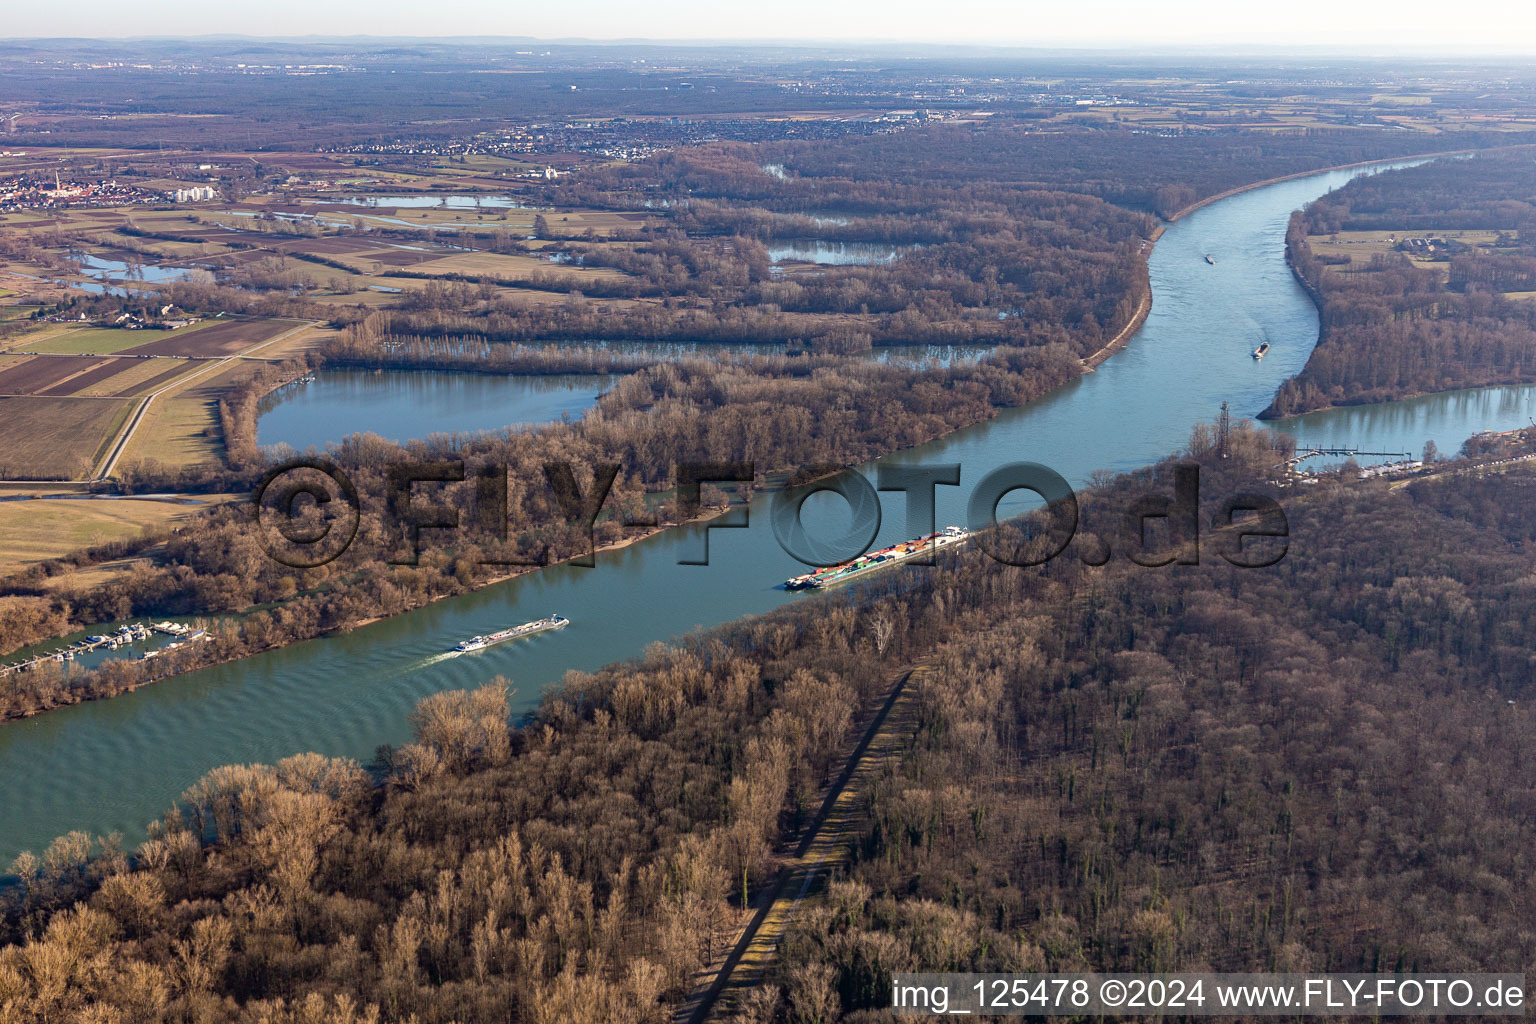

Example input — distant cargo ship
[1252,341,1270,360]
[449,615,568,654]
[784,526,970,590]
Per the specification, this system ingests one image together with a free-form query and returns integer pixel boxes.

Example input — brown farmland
[364,250,453,267]
[111,363,193,396]
[0,397,128,479]
[270,236,382,255]
[0,356,106,396]
[125,319,297,358]
[38,358,139,397]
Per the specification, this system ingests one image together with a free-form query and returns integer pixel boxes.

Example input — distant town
[0,174,216,210]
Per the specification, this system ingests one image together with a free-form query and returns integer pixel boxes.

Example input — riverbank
[1082,288,1152,370]
[1255,214,1329,420]
[0,498,736,722]
[1164,147,1473,223]
[1260,147,1536,420]
[1086,153,1462,385]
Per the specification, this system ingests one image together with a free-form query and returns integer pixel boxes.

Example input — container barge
[448,615,568,655]
[784,526,970,590]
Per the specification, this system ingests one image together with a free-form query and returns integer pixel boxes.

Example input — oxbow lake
[256,369,619,450]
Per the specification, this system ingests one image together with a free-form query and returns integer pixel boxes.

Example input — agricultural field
[0,396,129,479]
[25,325,202,355]
[0,168,658,310]
[123,317,307,357]
[0,355,135,396]
[118,392,222,469]
[74,359,197,398]
[0,312,317,478]
[541,209,653,236]
[0,496,210,575]
[115,356,277,471]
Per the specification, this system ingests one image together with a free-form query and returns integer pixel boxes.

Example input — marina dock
[0,622,201,676]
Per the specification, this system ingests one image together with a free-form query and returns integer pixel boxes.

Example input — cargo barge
[784,526,970,590]
[448,615,568,655]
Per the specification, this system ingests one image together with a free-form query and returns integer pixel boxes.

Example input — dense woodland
[1267,148,1536,416]
[5,425,1536,1020]
[366,138,1160,354]
[634,127,1482,218]
[769,462,1536,1021]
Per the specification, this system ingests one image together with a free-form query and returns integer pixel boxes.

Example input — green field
[27,327,176,355]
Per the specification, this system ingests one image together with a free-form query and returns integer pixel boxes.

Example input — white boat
[448,615,569,655]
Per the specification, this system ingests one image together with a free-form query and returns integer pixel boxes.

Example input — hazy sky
[7,0,1536,51]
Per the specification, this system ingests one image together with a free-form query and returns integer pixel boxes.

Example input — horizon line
[2,34,1535,57]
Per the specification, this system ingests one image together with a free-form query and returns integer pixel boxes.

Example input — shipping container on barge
[784,526,970,590]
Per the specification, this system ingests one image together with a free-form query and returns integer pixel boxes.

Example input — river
[0,159,1459,866]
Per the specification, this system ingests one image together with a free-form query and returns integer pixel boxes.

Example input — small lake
[303,195,542,210]
[573,339,992,365]
[767,240,915,266]
[75,253,193,286]
[256,369,618,449]
[779,209,881,227]
[1277,383,1536,466]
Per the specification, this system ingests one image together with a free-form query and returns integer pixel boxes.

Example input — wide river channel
[5,158,1526,865]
